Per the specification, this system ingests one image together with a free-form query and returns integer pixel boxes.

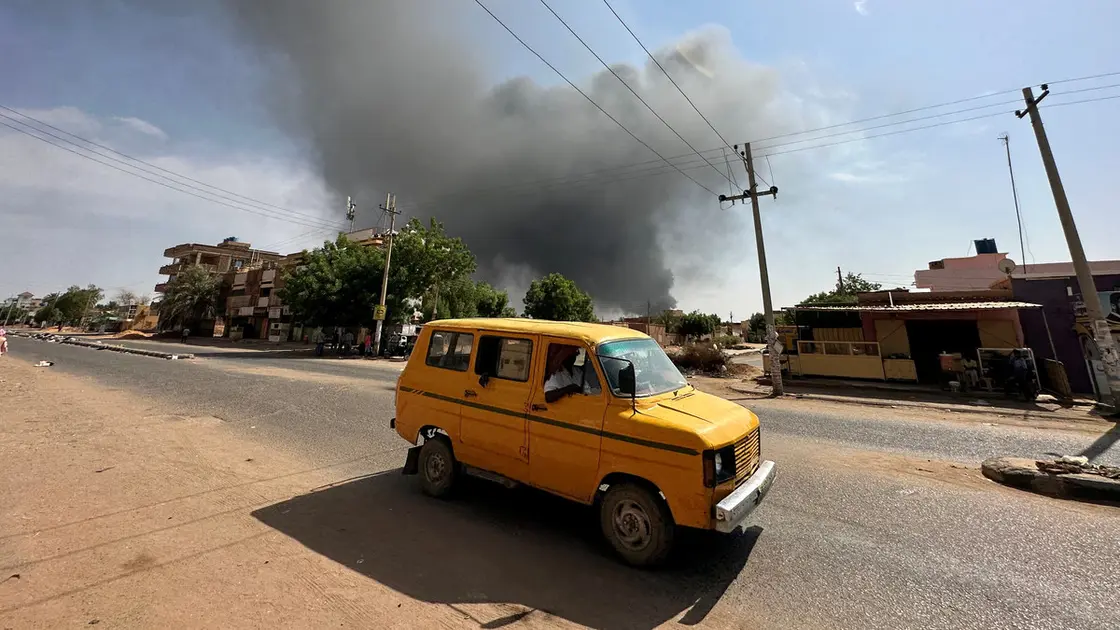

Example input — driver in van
[544,345,587,402]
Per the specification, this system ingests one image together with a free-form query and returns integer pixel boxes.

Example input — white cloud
[0,107,338,298]
[112,116,168,141]
[854,0,869,16]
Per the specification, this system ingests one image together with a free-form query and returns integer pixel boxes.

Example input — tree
[160,265,222,329]
[523,273,595,322]
[280,237,384,327]
[746,311,792,342]
[31,285,102,326]
[434,279,516,320]
[281,219,478,327]
[653,309,683,334]
[801,272,882,305]
[677,311,721,340]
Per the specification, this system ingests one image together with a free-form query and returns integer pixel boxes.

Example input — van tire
[418,438,456,498]
[599,482,674,567]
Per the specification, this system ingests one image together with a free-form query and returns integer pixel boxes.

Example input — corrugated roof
[789,301,1041,312]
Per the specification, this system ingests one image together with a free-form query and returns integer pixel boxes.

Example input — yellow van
[392,318,775,566]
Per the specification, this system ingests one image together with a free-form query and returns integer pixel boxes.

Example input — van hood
[640,389,758,448]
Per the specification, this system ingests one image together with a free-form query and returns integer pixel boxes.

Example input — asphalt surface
[6,337,1119,629]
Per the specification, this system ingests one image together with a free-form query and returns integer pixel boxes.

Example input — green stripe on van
[398,386,698,456]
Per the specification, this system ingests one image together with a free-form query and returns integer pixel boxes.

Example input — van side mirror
[478,373,490,388]
[618,364,636,396]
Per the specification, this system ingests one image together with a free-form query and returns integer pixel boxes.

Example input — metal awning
[788,301,1041,312]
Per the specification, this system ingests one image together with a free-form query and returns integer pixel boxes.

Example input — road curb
[14,333,194,360]
[981,457,1120,504]
[728,384,1093,422]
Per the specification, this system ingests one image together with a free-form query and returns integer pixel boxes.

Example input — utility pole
[720,142,783,396]
[998,133,1027,268]
[2,295,16,326]
[372,193,399,356]
[346,196,357,233]
[1017,85,1120,406]
[836,267,844,292]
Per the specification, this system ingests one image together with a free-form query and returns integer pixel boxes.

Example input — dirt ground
[0,358,574,629]
[689,376,1116,436]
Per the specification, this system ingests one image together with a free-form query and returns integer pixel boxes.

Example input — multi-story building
[155,238,283,294]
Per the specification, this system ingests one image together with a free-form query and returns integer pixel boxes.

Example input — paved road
[7,338,1119,629]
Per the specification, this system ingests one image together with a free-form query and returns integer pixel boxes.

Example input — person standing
[0,326,8,357]
[341,329,354,356]
[364,332,373,357]
[181,327,190,344]
[312,328,326,356]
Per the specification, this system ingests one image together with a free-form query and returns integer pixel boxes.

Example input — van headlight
[703,445,737,487]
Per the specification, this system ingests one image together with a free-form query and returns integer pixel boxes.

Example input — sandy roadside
[0,357,569,629]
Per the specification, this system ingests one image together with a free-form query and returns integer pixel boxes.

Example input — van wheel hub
[612,500,652,551]
[425,451,447,482]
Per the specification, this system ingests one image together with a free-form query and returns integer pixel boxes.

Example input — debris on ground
[1036,457,1120,480]
[34,360,54,367]
[112,330,154,340]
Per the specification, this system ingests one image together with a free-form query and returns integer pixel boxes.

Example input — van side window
[475,336,533,382]
[426,331,473,371]
[544,343,601,395]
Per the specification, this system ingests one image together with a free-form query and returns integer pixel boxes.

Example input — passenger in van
[544,344,596,402]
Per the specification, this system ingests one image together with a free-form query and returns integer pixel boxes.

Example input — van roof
[426,318,650,346]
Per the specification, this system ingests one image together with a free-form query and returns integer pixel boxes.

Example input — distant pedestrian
[0,326,8,357]
[181,327,190,344]
[333,328,341,352]
[364,333,373,357]
[341,330,354,356]
[312,328,326,356]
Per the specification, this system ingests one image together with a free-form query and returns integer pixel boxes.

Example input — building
[223,253,305,341]
[777,289,1038,385]
[155,238,284,294]
[1008,259,1120,397]
[914,238,1012,292]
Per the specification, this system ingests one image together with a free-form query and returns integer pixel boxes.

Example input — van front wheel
[599,483,674,567]
[419,438,456,498]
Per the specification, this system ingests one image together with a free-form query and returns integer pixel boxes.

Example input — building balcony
[154,283,169,294]
[227,295,251,309]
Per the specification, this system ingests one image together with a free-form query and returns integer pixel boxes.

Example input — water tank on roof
[974,238,998,254]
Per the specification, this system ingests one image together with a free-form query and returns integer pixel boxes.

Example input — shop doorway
[905,319,982,383]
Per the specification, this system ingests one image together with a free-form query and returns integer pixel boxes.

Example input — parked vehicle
[391,318,776,566]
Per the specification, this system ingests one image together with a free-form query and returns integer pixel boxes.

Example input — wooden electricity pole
[719,142,783,396]
[1017,85,1119,405]
[372,193,398,356]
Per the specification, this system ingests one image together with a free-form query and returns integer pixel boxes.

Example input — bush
[714,334,742,349]
[672,343,729,374]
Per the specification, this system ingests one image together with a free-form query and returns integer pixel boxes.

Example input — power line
[599,0,740,158]
[472,0,719,196]
[0,120,344,231]
[1045,70,1120,85]
[539,0,735,190]
[0,105,344,230]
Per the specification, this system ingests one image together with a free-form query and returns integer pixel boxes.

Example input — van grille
[734,428,761,487]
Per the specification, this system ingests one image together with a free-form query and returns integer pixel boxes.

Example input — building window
[260,288,272,297]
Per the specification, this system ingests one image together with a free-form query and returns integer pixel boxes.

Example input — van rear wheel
[599,483,674,567]
[419,438,456,498]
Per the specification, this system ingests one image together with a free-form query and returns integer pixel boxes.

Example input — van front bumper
[713,460,776,533]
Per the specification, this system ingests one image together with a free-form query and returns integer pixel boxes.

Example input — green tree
[801,272,882,305]
[523,273,595,322]
[281,219,478,327]
[653,309,683,334]
[746,311,792,342]
[160,265,222,329]
[34,293,62,325]
[677,310,721,340]
[433,278,516,320]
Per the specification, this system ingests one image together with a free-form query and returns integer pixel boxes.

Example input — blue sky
[2,0,1118,316]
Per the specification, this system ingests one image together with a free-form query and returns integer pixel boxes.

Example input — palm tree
[160,265,222,330]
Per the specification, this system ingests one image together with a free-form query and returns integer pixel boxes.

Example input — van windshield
[597,338,688,398]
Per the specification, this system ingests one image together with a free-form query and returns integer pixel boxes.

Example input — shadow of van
[252,472,760,629]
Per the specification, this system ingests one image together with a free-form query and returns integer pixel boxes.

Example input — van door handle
[464,389,478,398]
[531,403,547,411]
